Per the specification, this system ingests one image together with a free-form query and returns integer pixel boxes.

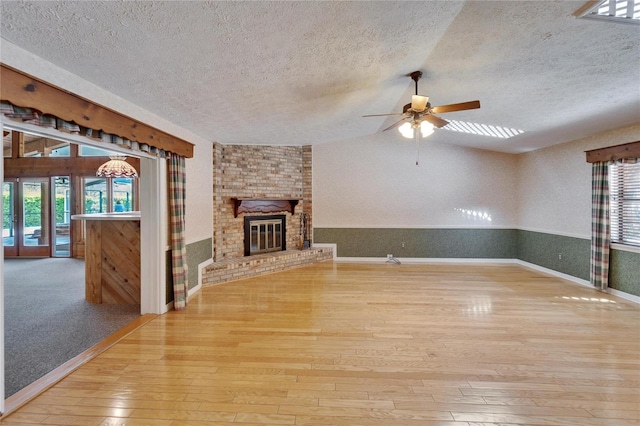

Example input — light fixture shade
[96,155,138,178]
[420,120,434,138]
[399,122,414,139]
[411,95,429,112]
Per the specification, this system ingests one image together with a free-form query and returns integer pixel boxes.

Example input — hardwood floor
[2,262,639,425]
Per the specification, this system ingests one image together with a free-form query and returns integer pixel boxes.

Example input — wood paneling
[2,262,638,424]
[83,220,140,305]
[1,64,194,158]
[84,221,103,304]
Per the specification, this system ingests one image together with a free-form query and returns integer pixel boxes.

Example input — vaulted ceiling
[1,1,638,153]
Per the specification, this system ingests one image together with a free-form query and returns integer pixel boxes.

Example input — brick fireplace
[202,144,332,286]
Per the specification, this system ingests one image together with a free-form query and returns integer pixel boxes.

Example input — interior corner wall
[516,123,640,237]
[185,137,214,246]
[313,126,640,298]
[516,123,640,297]
[313,132,518,258]
[314,133,518,228]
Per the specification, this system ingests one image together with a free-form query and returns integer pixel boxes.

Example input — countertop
[71,211,141,221]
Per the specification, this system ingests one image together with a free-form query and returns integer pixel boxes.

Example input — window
[83,177,138,214]
[610,161,640,246]
[23,134,70,157]
[80,145,113,156]
[84,178,108,213]
[576,0,640,25]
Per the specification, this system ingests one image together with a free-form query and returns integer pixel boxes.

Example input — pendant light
[96,155,138,178]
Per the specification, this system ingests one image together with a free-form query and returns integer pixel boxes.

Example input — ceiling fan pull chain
[415,131,420,166]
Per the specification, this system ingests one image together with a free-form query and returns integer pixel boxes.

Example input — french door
[3,177,55,257]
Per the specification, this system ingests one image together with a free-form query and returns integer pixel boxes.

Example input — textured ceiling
[1,1,639,153]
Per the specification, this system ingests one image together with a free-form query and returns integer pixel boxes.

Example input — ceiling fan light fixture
[411,95,429,112]
[399,122,414,138]
[420,120,434,137]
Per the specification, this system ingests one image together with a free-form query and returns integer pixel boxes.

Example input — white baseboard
[169,251,640,306]
[311,243,337,260]
[335,256,517,264]
[188,258,212,299]
[515,260,639,305]
[163,258,213,311]
[515,260,591,288]
[607,288,640,304]
[325,255,640,305]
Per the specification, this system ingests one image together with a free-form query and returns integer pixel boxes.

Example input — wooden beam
[1,64,194,158]
[573,0,601,17]
[585,140,640,163]
[12,130,23,158]
[3,156,141,178]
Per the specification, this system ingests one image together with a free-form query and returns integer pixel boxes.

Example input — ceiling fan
[363,71,480,136]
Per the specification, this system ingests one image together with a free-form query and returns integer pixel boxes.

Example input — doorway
[2,176,70,258]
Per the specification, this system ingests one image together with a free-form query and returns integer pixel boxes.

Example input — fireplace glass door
[249,218,282,255]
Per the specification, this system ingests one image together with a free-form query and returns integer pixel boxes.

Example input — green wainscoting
[314,228,639,298]
[186,238,213,290]
[516,230,590,281]
[165,238,213,304]
[610,248,640,296]
[313,228,517,259]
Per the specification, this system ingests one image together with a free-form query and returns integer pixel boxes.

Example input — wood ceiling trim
[4,156,141,178]
[0,64,194,158]
[585,140,640,163]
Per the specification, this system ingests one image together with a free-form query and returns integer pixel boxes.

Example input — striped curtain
[590,161,611,290]
[168,153,188,310]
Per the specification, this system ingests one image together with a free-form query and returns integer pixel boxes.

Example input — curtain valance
[1,101,168,158]
[1,64,193,158]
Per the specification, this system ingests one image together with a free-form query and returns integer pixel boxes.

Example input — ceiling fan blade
[382,117,409,132]
[363,112,404,117]
[431,100,480,114]
[423,114,449,128]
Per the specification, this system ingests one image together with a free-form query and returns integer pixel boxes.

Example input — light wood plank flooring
[2,262,639,425]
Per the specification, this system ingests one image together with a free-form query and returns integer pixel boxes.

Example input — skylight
[576,0,640,25]
[442,120,525,139]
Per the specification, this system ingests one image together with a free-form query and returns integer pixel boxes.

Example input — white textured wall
[314,132,518,228]
[184,140,213,245]
[517,123,640,238]
[1,42,213,245]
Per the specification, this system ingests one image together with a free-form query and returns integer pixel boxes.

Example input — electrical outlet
[401,242,405,248]
[558,253,562,260]
[387,254,393,260]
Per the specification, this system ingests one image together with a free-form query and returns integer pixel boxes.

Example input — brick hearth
[202,248,333,286]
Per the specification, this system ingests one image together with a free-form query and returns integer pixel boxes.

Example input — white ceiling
[1,1,639,153]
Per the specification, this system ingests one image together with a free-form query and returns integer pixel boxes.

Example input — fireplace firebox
[244,215,286,256]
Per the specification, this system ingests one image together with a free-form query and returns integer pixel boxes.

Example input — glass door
[19,178,51,257]
[53,177,71,257]
[4,178,52,257]
[3,179,18,257]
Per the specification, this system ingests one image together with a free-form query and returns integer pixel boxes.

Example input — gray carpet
[4,258,140,397]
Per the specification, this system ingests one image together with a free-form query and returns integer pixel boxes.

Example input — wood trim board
[585,140,640,163]
[1,64,194,158]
